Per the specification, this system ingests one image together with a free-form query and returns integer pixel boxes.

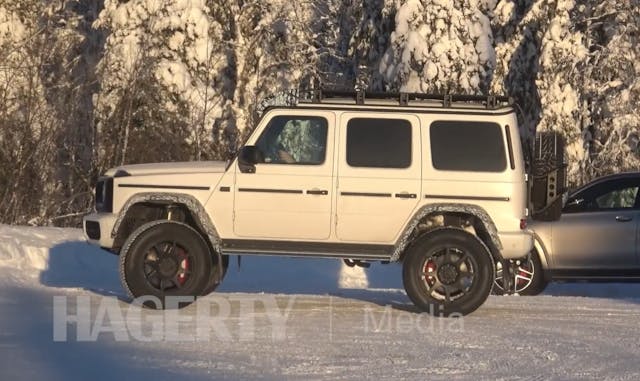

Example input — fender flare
[391,203,503,262]
[111,192,223,266]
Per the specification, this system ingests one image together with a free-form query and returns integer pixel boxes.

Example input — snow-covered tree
[578,0,640,180]
[380,0,495,94]
[94,0,224,168]
[491,0,589,186]
[321,0,396,90]
[491,0,541,139]
[535,0,588,185]
[0,1,63,224]
[211,0,324,146]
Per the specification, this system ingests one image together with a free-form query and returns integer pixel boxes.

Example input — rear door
[335,113,421,243]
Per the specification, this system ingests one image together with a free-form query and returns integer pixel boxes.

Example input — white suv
[83,90,538,316]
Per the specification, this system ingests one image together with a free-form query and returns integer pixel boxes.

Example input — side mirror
[238,146,264,173]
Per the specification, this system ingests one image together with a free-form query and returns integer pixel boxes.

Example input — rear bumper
[498,231,533,259]
[83,213,117,249]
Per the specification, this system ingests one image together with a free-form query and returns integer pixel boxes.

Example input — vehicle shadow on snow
[39,241,123,298]
[39,242,413,308]
[218,256,414,309]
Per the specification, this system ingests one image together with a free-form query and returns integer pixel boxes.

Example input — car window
[346,118,412,168]
[430,121,507,172]
[255,116,328,165]
[594,186,638,209]
[564,178,640,213]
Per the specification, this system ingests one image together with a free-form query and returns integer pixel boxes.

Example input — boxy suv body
[84,91,534,316]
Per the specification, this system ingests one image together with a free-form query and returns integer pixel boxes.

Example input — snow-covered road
[1,225,640,380]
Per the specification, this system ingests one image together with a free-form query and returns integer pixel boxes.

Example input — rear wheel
[402,229,494,316]
[119,220,213,309]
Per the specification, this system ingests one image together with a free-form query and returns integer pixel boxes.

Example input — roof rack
[311,89,512,109]
[257,89,512,115]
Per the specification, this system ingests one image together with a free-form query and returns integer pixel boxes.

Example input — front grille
[85,220,101,240]
[95,177,113,212]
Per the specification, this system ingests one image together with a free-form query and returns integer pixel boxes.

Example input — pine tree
[534,0,588,186]
[94,0,224,168]
[380,0,495,94]
[491,0,540,140]
[491,0,589,186]
[321,0,396,90]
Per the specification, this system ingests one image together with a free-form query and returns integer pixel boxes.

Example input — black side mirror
[238,146,264,173]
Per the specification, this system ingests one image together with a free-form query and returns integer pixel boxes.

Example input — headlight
[95,177,113,212]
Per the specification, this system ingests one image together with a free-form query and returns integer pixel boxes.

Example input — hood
[105,161,227,177]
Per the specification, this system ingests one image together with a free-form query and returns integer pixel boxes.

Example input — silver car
[495,172,640,295]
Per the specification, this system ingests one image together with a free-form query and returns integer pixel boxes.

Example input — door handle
[307,189,328,195]
[615,215,633,222]
[395,192,417,199]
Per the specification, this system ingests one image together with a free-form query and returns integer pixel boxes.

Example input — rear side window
[346,118,412,168]
[430,121,506,172]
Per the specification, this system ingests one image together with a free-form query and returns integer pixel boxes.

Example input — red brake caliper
[424,260,437,287]
[178,248,189,285]
[517,268,529,287]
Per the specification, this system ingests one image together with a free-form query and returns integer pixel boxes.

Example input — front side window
[346,118,412,168]
[255,116,328,165]
[564,178,640,213]
[430,121,507,172]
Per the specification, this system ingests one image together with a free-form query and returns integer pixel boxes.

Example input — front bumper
[498,231,534,259]
[83,212,117,249]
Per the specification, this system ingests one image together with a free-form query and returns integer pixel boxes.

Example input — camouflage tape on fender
[111,192,222,253]
[390,203,503,262]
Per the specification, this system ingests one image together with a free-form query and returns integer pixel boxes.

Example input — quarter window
[430,121,507,172]
[346,118,412,168]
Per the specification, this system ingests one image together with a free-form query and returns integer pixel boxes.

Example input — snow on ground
[1,224,640,380]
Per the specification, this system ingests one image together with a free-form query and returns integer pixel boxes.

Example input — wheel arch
[393,203,504,264]
[530,232,552,271]
[111,192,224,282]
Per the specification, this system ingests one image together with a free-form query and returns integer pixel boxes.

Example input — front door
[233,111,334,240]
[552,177,640,268]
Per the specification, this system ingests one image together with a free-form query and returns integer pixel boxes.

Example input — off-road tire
[403,228,494,317]
[202,254,229,294]
[119,220,213,309]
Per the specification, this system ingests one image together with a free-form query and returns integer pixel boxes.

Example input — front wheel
[119,220,213,309]
[403,229,494,317]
